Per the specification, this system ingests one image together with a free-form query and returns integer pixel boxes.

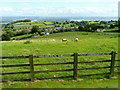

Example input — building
[44,32,50,35]
[96,29,105,32]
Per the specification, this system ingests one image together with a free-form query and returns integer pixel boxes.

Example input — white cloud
[0,7,13,11]
[1,0,119,3]
[0,5,118,16]
[37,6,46,10]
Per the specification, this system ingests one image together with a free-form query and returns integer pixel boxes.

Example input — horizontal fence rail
[1,59,120,67]
[1,52,120,59]
[0,51,120,82]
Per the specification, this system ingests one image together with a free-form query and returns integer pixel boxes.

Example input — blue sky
[0,0,119,17]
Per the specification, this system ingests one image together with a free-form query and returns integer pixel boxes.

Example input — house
[44,32,50,35]
[96,29,105,32]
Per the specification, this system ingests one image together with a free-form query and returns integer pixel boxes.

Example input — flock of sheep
[46,38,79,42]
[62,38,79,42]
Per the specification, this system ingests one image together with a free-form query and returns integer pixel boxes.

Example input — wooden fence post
[73,53,78,80]
[29,54,34,82]
[109,51,116,78]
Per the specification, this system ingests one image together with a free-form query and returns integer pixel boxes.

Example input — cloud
[0,7,13,11]
[1,5,117,16]
[1,0,119,3]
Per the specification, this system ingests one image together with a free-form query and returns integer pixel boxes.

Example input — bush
[24,41,32,44]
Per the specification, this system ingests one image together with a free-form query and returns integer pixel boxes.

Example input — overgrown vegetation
[1,20,118,41]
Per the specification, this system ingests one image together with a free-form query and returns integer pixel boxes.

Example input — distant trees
[31,26,39,34]
[78,23,98,32]
[4,24,14,29]
[11,19,31,24]
[78,26,84,31]
[109,24,115,28]
[1,31,14,41]
[2,33,11,41]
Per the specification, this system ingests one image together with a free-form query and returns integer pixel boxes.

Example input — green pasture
[12,21,54,30]
[1,31,119,88]
[1,78,118,88]
[11,34,34,40]
[106,27,118,31]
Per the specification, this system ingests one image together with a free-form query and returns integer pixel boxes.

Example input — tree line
[1,20,118,41]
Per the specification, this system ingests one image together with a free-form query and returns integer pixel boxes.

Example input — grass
[1,31,119,88]
[2,32,118,56]
[1,78,118,88]
[106,27,118,31]
[11,34,33,40]
[11,21,55,30]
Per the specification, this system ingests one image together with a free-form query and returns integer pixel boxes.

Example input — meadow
[1,31,119,88]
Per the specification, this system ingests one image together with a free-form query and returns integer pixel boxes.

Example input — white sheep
[62,39,68,41]
[74,38,79,42]
[52,39,55,41]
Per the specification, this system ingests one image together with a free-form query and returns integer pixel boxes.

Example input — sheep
[74,38,79,42]
[52,39,55,41]
[62,39,68,41]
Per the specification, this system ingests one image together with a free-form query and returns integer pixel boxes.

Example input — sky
[0,0,119,17]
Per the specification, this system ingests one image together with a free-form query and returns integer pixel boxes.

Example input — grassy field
[1,78,118,88]
[1,31,119,88]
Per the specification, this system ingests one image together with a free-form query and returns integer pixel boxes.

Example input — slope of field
[2,32,118,56]
[2,78,118,88]
[1,31,119,88]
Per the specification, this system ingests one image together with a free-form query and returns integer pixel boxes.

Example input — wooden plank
[0,64,30,67]
[34,62,73,66]
[116,52,120,54]
[29,54,34,82]
[77,66,110,70]
[114,72,120,74]
[37,75,73,80]
[33,54,73,58]
[78,60,111,63]
[78,53,111,56]
[114,65,120,67]
[1,71,30,75]
[1,60,119,68]
[109,51,116,78]
[1,68,73,75]
[0,52,119,59]
[0,56,29,59]
[78,59,119,64]
[1,79,31,82]
[73,53,78,80]
[116,59,120,61]
[78,72,110,77]
[34,69,73,73]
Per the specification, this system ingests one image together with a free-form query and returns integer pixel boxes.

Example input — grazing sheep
[62,39,68,41]
[75,38,79,42]
[52,39,55,41]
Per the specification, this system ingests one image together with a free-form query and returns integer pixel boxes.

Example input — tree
[9,25,14,29]
[2,32,11,41]
[21,30,30,35]
[78,26,84,31]
[31,26,39,34]
[89,23,98,32]
[109,24,115,28]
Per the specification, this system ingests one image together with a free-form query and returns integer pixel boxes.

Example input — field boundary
[0,51,120,82]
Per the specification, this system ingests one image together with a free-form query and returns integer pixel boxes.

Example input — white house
[96,29,105,32]
[44,32,50,35]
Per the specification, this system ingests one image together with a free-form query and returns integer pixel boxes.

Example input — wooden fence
[0,51,120,82]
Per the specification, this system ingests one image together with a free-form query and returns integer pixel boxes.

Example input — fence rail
[1,52,120,59]
[0,51,120,82]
